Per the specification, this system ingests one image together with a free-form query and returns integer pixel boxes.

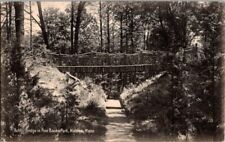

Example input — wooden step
[106,99,122,109]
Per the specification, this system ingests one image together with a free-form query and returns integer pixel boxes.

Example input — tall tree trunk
[29,1,32,50]
[106,5,110,53]
[14,2,24,54]
[13,1,25,130]
[125,10,128,53]
[130,10,134,53]
[8,2,12,40]
[74,1,85,54]
[71,1,74,54]
[37,2,49,49]
[143,25,146,50]
[120,13,123,53]
[99,1,103,52]
[6,2,9,41]
[112,23,115,52]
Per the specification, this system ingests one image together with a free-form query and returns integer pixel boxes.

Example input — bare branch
[24,9,41,28]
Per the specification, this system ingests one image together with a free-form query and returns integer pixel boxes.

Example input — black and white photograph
[1,1,225,141]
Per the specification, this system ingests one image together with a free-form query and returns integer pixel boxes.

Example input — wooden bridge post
[118,71,122,94]
[133,66,137,84]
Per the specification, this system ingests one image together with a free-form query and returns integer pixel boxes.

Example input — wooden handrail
[57,64,163,73]
[57,64,156,68]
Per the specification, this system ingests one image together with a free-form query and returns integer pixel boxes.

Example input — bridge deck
[57,64,162,73]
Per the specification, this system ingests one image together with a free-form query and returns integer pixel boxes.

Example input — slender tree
[6,2,9,41]
[99,1,103,52]
[130,9,134,53]
[8,2,12,40]
[37,2,49,49]
[30,1,32,50]
[106,4,110,53]
[74,1,85,54]
[125,7,128,53]
[120,12,123,52]
[71,1,74,54]
[112,22,115,52]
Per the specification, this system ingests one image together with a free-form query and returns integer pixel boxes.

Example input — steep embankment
[18,48,107,134]
[120,72,171,134]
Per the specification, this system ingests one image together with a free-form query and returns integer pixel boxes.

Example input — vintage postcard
[1,1,225,141]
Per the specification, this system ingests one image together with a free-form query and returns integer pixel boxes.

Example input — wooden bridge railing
[48,51,173,66]
[57,64,162,74]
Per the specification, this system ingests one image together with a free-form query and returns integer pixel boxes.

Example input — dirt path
[105,99,136,142]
